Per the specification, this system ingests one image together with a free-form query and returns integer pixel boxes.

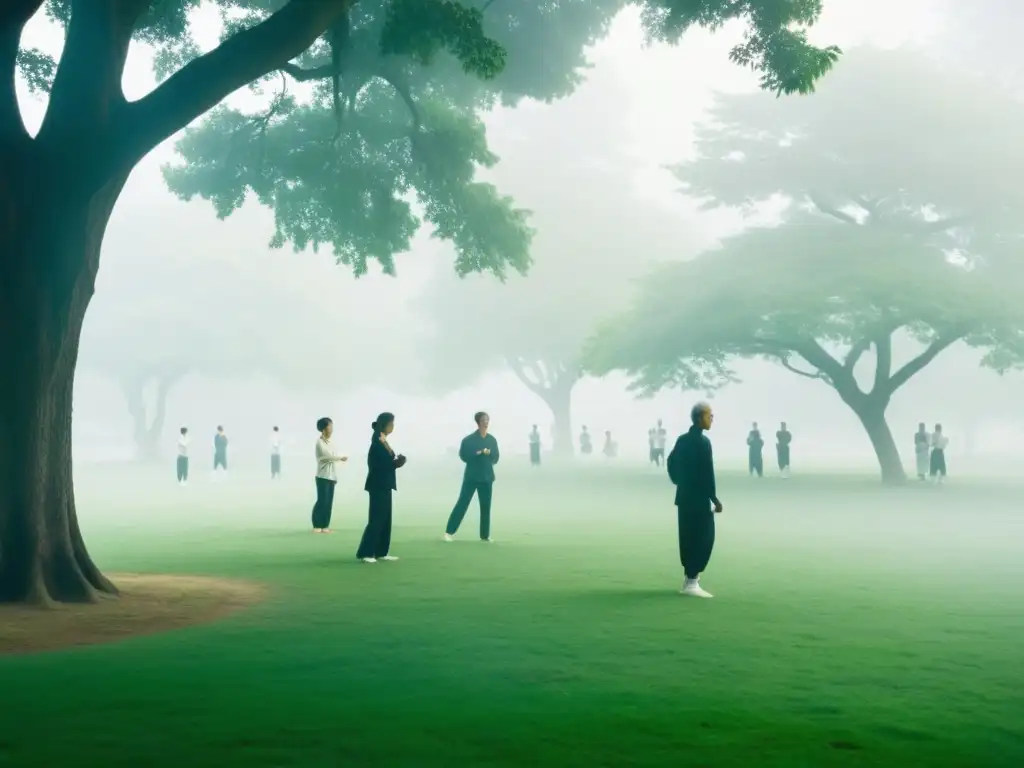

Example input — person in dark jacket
[667,402,723,598]
[356,412,406,563]
[746,422,764,477]
[444,411,500,542]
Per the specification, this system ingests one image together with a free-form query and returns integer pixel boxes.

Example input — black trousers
[176,456,189,482]
[777,446,790,470]
[446,480,493,539]
[357,490,393,559]
[678,503,716,580]
[930,449,947,477]
[749,451,763,477]
[214,452,228,470]
[271,454,281,478]
[311,477,336,529]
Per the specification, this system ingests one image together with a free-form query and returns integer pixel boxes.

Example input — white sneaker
[443,533,454,542]
[680,580,713,598]
[379,555,399,561]
[361,557,377,564]
[481,538,493,543]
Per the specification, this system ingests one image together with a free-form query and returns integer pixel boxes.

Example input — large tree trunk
[0,187,122,605]
[853,403,906,485]
[540,381,575,458]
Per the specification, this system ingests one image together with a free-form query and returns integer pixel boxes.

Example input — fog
[16,0,1023,478]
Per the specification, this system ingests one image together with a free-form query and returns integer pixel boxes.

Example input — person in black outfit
[357,412,407,563]
[213,425,229,473]
[444,411,500,542]
[746,422,764,478]
[667,402,723,598]
[776,422,792,477]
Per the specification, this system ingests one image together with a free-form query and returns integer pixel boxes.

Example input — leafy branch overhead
[15,0,840,282]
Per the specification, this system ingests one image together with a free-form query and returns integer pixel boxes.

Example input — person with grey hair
[666,402,723,598]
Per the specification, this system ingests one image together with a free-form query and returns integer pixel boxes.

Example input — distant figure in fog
[213,425,229,474]
[914,423,930,481]
[667,402,722,599]
[930,424,948,483]
[270,426,282,479]
[356,412,406,563]
[579,425,593,455]
[775,422,792,477]
[312,417,348,533]
[652,419,668,467]
[529,424,541,467]
[648,428,657,465]
[602,430,617,458]
[746,422,764,478]
[177,427,189,485]
[445,411,500,543]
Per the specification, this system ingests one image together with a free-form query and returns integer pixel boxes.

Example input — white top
[653,429,667,450]
[177,435,189,457]
[529,431,540,445]
[270,433,281,455]
[316,437,341,481]
[932,434,949,451]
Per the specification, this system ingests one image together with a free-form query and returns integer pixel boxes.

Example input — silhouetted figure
[914,423,930,480]
[579,426,593,455]
[529,424,541,467]
[270,426,282,479]
[213,425,229,473]
[652,418,668,467]
[312,417,348,533]
[776,422,792,477]
[930,424,948,483]
[648,428,657,464]
[445,411,500,542]
[667,402,723,599]
[602,430,617,458]
[746,422,764,477]
[176,426,189,485]
[357,412,406,563]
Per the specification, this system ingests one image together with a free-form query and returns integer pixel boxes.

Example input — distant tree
[414,70,698,456]
[584,219,1024,483]
[584,49,1024,482]
[4,0,838,604]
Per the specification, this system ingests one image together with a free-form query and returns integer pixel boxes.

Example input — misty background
[19,0,1022,470]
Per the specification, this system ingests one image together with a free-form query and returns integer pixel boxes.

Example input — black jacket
[364,437,402,493]
[667,426,720,509]
[459,431,500,484]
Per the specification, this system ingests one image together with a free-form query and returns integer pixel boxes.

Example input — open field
[2,459,1022,767]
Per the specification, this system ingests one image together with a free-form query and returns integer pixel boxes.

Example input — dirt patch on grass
[0,573,267,656]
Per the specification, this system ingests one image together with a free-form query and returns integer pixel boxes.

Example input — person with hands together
[444,411,500,543]
[357,412,406,563]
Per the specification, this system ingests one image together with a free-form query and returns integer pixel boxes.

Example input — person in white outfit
[913,423,930,481]
[929,424,948,483]
[176,427,189,485]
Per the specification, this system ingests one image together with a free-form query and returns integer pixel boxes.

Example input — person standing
[746,422,764,478]
[648,428,657,465]
[312,417,348,533]
[357,412,407,563]
[528,424,542,467]
[653,419,668,467]
[444,411,500,542]
[667,402,723,598]
[930,424,948,483]
[602,430,617,458]
[579,425,593,455]
[914,423,931,481]
[176,427,190,485]
[776,422,792,477]
[270,426,282,479]
[213,425,229,474]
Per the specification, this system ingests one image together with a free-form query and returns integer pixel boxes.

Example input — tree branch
[843,337,873,372]
[887,333,964,393]
[507,357,547,395]
[807,192,858,225]
[37,0,150,146]
[281,62,336,81]
[871,333,893,396]
[123,0,355,164]
[773,354,829,380]
[0,0,42,146]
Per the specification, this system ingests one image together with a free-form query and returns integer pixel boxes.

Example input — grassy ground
[2,459,1022,767]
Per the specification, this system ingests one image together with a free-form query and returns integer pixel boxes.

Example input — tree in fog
[584,49,1024,483]
[415,70,695,456]
[3,0,837,604]
[585,219,1024,483]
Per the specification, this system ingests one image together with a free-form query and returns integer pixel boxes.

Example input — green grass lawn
[2,460,1022,767]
